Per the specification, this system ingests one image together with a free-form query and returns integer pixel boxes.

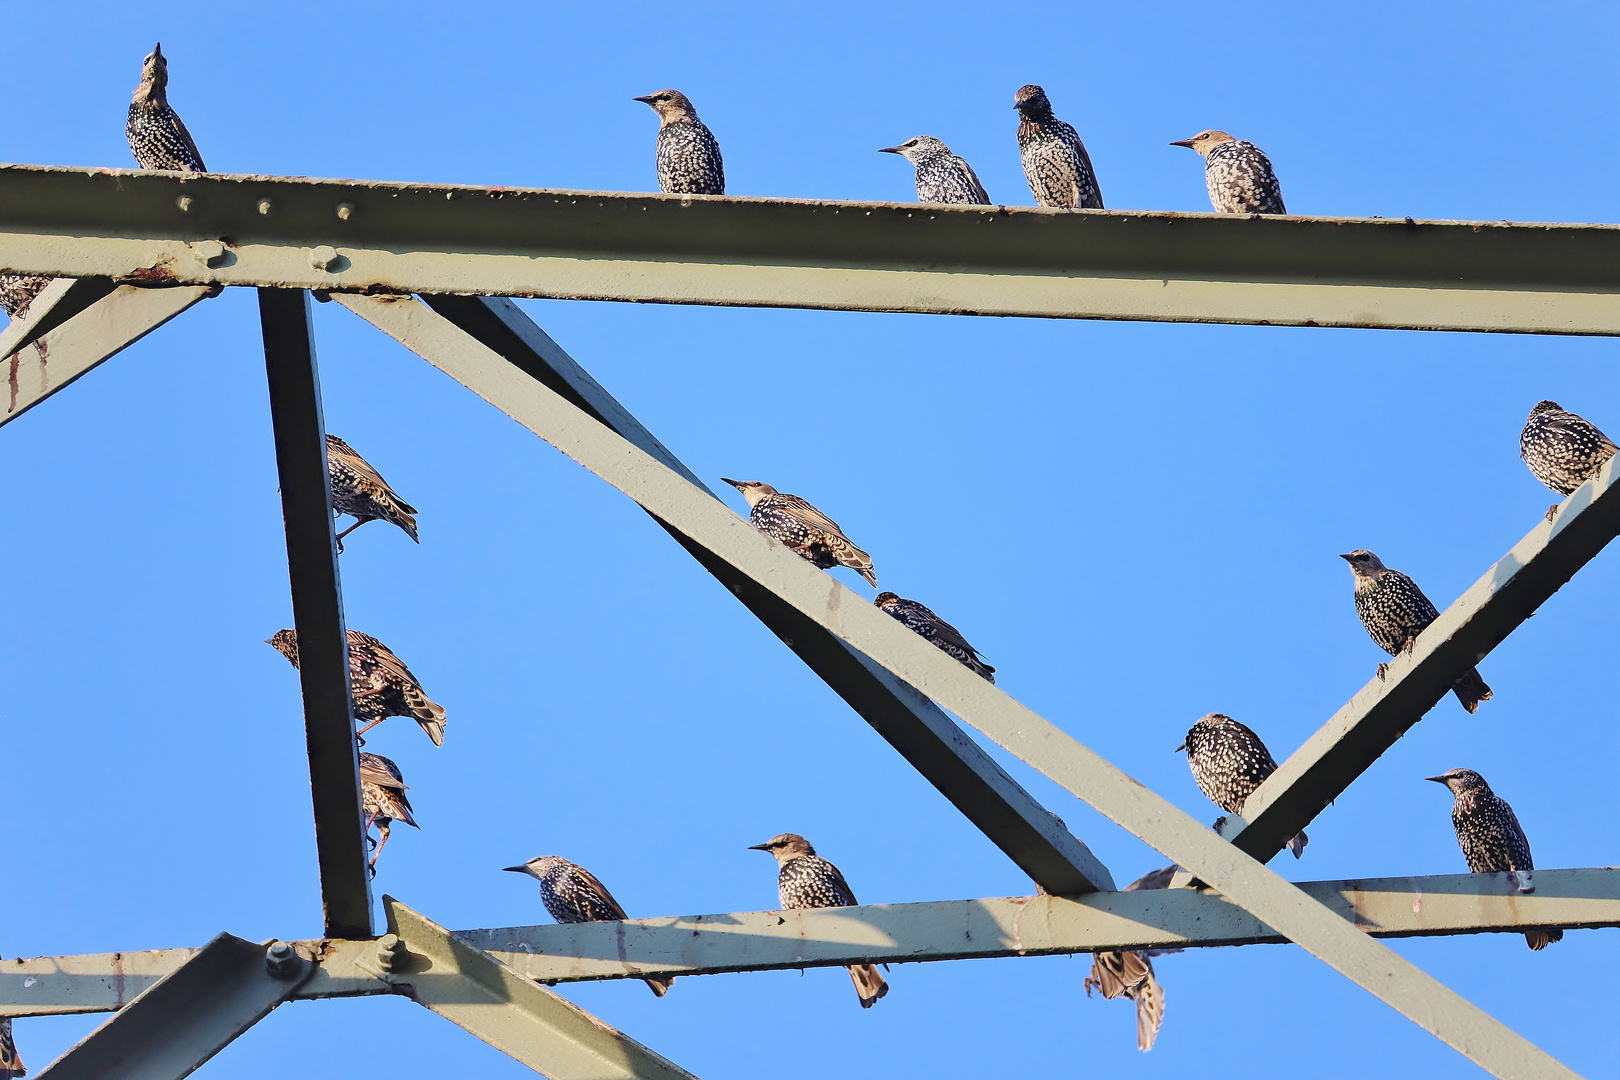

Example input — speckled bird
[266,628,447,746]
[1340,550,1492,713]
[126,43,206,172]
[1170,131,1284,214]
[723,479,876,586]
[879,136,990,205]
[503,855,674,997]
[1013,85,1102,209]
[1427,768,1562,951]
[1520,400,1617,519]
[874,591,994,681]
[359,751,418,873]
[1086,865,1178,1052]
[750,834,888,1008]
[633,89,724,196]
[0,275,50,321]
[0,1014,23,1079]
[326,434,419,551]
[1176,713,1306,858]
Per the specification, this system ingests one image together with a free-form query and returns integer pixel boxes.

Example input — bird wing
[774,494,850,542]
[326,436,417,514]
[955,156,991,204]
[823,861,861,907]
[1499,801,1536,872]
[358,755,406,792]
[357,634,424,691]
[919,607,988,663]
[571,865,631,921]
[168,109,207,172]
[1544,412,1620,454]
[1125,866,1178,892]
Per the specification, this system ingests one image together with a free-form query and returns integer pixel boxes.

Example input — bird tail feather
[410,694,447,746]
[642,974,674,997]
[848,964,888,1008]
[1525,929,1563,951]
[1453,668,1492,713]
[1134,972,1165,1052]
[1288,830,1309,859]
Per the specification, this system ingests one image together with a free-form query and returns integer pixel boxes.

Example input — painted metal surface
[1233,453,1620,864]
[259,289,373,939]
[0,277,115,359]
[363,294,1114,896]
[32,933,311,1080]
[0,165,1617,333]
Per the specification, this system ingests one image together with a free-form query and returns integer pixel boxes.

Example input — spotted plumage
[266,628,447,746]
[359,751,417,873]
[0,1013,23,1079]
[1519,400,1617,516]
[1340,550,1491,713]
[1177,713,1307,858]
[326,434,419,551]
[873,591,994,681]
[1427,768,1562,951]
[1013,84,1102,209]
[634,90,724,196]
[1170,131,1284,214]
[750,833,888,1008]
[126,44,206,172]
[880,136,989,205]
[503,855,674,996]
[723,479,876,587]
[1085,866,1178,1052]
[0,276,50,321]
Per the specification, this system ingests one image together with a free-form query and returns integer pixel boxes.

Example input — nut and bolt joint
[265,941,301,980]
[375,933,411,974]
[309,245,342,272]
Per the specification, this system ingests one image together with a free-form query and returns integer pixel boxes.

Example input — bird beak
[747,843,772,852]
[720,477,744,490]
[1169,139,1195,148]
[632,94,655,104]
[1338,553,1356,562]
[1423,775,1450,785]
[879,146,902,155]
[263,637,274,645]
[501,865,530,874]
[1173,740,1186,753]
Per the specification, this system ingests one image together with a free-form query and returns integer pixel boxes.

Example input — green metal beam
[1,164,1620,333]
[31,933,312,1080]
[0,277,115,359]
[1230,453,1620,864]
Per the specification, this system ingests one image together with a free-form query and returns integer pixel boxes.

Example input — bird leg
[333,519,365,554]
[1376,662,1389,681]
[354,717,384,740]
[369,822,391,875]
[1545,504,1559,523]
[1402,635,1417,656]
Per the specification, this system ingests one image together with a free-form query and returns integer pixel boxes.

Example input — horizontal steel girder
[1,165,1620,333]
[1231,452,1620,863]
[5,869,1614,1016]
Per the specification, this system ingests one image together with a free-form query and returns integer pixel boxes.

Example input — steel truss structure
[2,163,1618,1080]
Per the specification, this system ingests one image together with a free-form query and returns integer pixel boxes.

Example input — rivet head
[309,245,342,272]
[175,196,194,212]
[336,202,355,221]
[257,198,274,216]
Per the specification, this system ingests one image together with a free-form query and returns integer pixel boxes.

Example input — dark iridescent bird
[879,136,990,205]
[326,434,419,551]
[723,479,876,586]
[126,43,206,172]
[633,89,724,195]
[750,834,888,1008]
[503,855,674,997]
[0,1013,23,1079]
[1340,550,1492,713]
[359,751,418,873]
[266,628,447,746]
[874,591,994,681]
[1520,400,1617,520]
[1169,131,1284,214]
[1427,768,1562,951]
[0,275,51,322]
[1012,84,1102,209]
[1086,865,1177,1052]
[1177,713,1306,858]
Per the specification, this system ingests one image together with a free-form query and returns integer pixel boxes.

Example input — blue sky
[4,2,1619,1077]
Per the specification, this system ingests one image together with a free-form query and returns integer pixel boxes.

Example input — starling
[749,833,888,1008]
[326,434,419,551]
[1169,131,1285,214]
[0,275,51,321]
[0,1014,23,1079]
[1085,865,1178,1052]
[633,90,724,196]
[126,44,206,172]
[266,628,447,746]
[1519,400,1617,519]
[1012,84,1103,209]
[879,136,990,205]
[503,855,674,997]
[1340,550,1492,713]
[722,479,877,587]
[1176,713,1307,858]
[359,751,418,874]
[1427,768,1563,951]
[873,591,995,682]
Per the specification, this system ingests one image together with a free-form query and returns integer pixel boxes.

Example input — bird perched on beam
[1013,84,1102,209]
[1169,131,1284,214]
[1427,768,1562,951]
[1086,865,1177,1052]
[879,136,990,205]
[1176,713,1307,858]
[326,434,419,551]
[722,479,877,586]
[503,855,674,997]
[266,628,447,746]
[1340,550,1492,713]
[750,833,888,1008]
[633,89,724,195]
[126,43,206,171]
[360,751,418,874]
[0,1013,24,1079]
[1520,400,1617,520]
[874,591,995,681]
[0,276,51,322]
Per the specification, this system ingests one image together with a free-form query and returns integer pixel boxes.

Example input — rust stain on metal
[7,355,18,414]
[120,262,178,284]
